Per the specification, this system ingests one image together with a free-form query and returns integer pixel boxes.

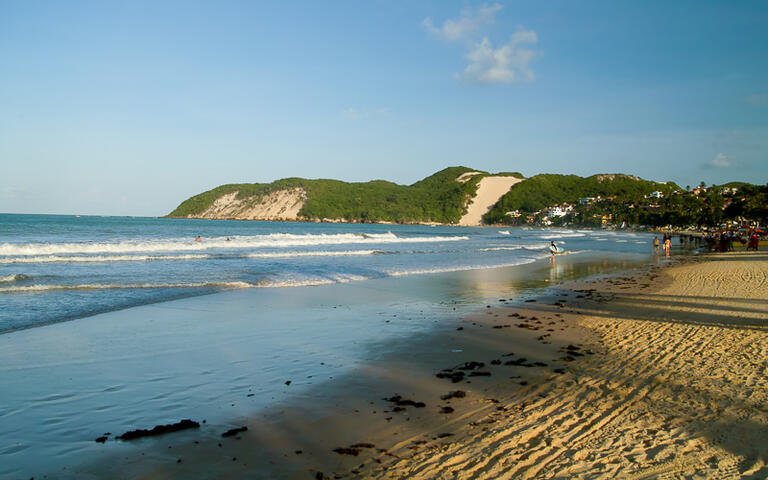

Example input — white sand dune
[459,176,524,226]
[191,188,307,220]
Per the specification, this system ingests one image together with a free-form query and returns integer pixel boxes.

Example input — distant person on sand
[747,232,759,251]
[653,236,660,252]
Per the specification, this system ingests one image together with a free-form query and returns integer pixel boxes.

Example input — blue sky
[1,0,766,216]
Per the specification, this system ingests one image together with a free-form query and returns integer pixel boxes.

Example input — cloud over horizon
[422,3,502,42]
[704,153,734,169]
[744,94,768,106]
[423,5,538,85]
[340,107,390,120]
[457,29,538,84]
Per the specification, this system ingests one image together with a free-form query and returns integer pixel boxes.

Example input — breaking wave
[0,281,252,294]
[0,232,467,256]
[478,244,550,252]
[0,273,31,283]
[387,258,543,277]
[0,250,386,264]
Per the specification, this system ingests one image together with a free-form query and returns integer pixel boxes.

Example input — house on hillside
[546,204,573,218]
[649,191,664,199]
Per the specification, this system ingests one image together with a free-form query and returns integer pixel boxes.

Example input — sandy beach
[64,250,767,479]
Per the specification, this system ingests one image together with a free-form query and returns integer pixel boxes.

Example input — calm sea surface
[1,214,657,334]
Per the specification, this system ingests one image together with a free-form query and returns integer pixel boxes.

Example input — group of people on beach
[703,230,762,252]
[653,229,764,255]
[652,229,763,254]
[652,233,697,257]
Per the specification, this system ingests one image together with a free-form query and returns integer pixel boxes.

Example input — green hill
[483,174,681,224]
[169,169,764,227]
[168,167,490,224]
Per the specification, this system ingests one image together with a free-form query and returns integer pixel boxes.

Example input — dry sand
[364,252,768,480]
[192,188,307,220]
[82,252,768,479]
[459,176,524,226]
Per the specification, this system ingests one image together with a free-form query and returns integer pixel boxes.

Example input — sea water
[0,214,663,478]
[0,214,656,334]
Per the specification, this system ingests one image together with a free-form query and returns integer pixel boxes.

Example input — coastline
[0,250,652,479]
[74,251,768,479]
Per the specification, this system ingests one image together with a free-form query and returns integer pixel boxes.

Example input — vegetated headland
[168,166,768,230]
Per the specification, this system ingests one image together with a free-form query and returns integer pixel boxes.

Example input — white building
[547,205,573,218]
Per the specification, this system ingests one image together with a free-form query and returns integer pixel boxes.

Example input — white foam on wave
[0,254,209,264]
[0,250,384,264]
[0,232,468,256]
[540,232,586,239]
[256,273,371,288]
[245,250,382,259]
[387,258,541,277]
[0,281,252,294]
[0,273,31,283]
[478,244,549,252]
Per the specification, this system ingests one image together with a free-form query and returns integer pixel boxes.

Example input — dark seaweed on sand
[116,419,200,440]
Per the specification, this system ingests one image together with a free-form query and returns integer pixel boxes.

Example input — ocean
[0,214,665,478]
[0,214,657,334]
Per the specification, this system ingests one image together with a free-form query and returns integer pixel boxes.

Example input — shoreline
[80,266,604,479]
[73,251,768,479]
[1,250,656,479]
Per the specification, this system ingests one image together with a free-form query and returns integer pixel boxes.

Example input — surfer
[195,236,201,242]
[549,241,559,263]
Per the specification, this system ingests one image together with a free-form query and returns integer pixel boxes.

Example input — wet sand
[58,252,768,478]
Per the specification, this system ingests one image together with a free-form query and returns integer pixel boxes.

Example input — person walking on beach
[748,232,759,251]
[549,241,558,263]
[663,237,672,257]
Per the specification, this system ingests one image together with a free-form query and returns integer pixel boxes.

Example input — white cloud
[744,94,768,105]
[457,29,538,84]
[422,3,502,42]
[708,153,733,168]
[341,107,390,120]
[423,5,538,85]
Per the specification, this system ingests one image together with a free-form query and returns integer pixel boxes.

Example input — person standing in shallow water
[664,237,672,257]
[653,236,660,253]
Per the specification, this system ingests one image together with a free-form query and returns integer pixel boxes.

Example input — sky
[1,0,766,216]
